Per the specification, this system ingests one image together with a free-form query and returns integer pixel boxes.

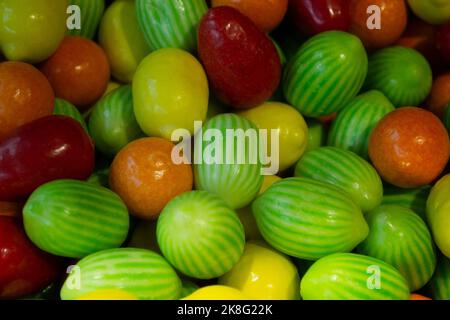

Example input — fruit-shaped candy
[198,7,281,109]
[300,253,410,300]
[133,48,208,140]
[68,0,104,39]
[194,114,263,209]
[364,47,432,107]
[0,116,94,202]
[53,98,88,132]
[219,241,300,300]
[180,280,199,299]
[252,178,369,260]
[61,248,181,300]
[23,180,129,258]
[407,0,450,25]
[381,185,431,220]
[89,85,144,156]
[110,137,193,220]
[40,36,110,111]
[437,21,450,63]
[305,119,326,152]
[76,289,137,300]
[99,0,151,83]
[157,191,245,279]
[357,205,436,291]
[429,255,450,300]
[0,0,67,63]
[295,147,383,212]
[328,90,395,159]
[369,107,450,188]
[0,61,54,142]
[426,72,450,118]
[136,0,207,52]
[283,31,368,117]
[183,285,248,300]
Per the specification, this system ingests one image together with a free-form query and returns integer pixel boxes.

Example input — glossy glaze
[407,0,450,25]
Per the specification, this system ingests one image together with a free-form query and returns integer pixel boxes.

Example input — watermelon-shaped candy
[381,184,431,220]
[53,98,88,132]
[429,254,450,300]
[68,0,105,39]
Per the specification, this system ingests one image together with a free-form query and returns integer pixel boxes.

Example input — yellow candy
[183,285,248,300]
[76,289,137,300]
[219,241,300,300]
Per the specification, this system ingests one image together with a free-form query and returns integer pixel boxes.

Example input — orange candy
[410,294,432,300]
[369,107,450,188]
[40,36,110,111]
[109,137,193,220]
[426,72,450,119]
[349,0,407,50]
[211,0,288,32]
[0,61,54,142]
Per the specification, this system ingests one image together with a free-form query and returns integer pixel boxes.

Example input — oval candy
[68,0,105,39]
[53,98,88,132]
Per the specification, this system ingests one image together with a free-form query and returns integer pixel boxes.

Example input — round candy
[40,36,110,111]
[295,147,383,212]
[132,48,208,140]
[68,0,105,39]
[76,289,137,300]
[369,107,450,188]
[23,180,129,258]
[407,0,450,25]
[300,253,410,300]
[157,191,245,279]
[252,177,369,260]
[60,248,181,300]
[89,85,144,156]
[109,137,193,220]
[381,184,431,220]
[53,98,88,132]
[183,285,248,300]
[426,72,450,118]
[327,90,395,159]
[429,255,450,300]
[283,31,368,117]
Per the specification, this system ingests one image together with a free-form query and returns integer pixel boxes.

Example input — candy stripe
[430,255,450,300]
[54,98,88,132]
[68,0,105,39]
[381,185,431,220]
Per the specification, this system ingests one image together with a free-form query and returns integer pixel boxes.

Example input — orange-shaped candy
[349,0,407,50]
[426,72,450,119]
[211,0,288,32]
[0,62,54,142]
[40,36,110,111]
[109,137,193,220]
[369,107,450,188]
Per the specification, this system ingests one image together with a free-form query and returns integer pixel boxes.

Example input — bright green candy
[194,114,263,209]
[305,119,326,152]
[136,0,207,52]
[301,253,410,300]
[53,98,88,132]
[327,90,395,159]
[357,205,436,291]
[295,147,383,212]
[89,85,144,156]
[180,280,199,299]
[283,31,368,117]
[23,180,129,258]
[157,191,245,279]
[444,104,450,133]
[68,0,105,39]
[364,46,432,107]
[252,177,369,260]
[381,184,431,220]
[429,255,450,300]
[60,248,182,300]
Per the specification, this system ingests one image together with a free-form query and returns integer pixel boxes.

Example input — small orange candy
[426,72,450,119]
[109,137,193,220]
[410,294,432,300]
[211,0,288,32]
[369,107,450,189]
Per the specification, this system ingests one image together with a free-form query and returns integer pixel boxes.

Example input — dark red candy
[437,21,450,64]
[0,115,95,202]
[198,6,281,109]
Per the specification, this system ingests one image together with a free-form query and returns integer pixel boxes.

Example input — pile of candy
[0,0,450,301]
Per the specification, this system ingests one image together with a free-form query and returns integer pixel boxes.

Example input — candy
[132,48,208,140]
[411,294,432,300]
[198,7,281,109]
[60,248,181,300]
[407,0,450,25]
[53,98,88,132]
[357,205,436,291]
[68,0,105,39]
[300,253,410,300]
[180,280,199,299]
[283,31,368,117]
[128,220,160,253]
[252,177,369,260]
[295,147,383,212]
[183,285,248,300]
[327,90,395,159]
[136,0,207,52]
[0,116,94,202]
[157,191,245,279]
[381,185,431,220]
[429,255,450,300]
[89,85,144,156]
[445,104,450,132]
[369,107,450,188]
[426,72,450,118]
[305,119,326,152]
[75,289,137,300]
[23,180,129,258]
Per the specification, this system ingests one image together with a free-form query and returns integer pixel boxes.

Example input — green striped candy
[357,205,436,291]
[363,46,432,107]
[252,177,369,260]
[157,191,245,279]
[444,104,450,133]
[136,0,207,52]
[180,280,199,299]
[327,90,395,159]
[301,253,410,300]
[305,119,326,152]
[68,0,105,39]
[283,31,368,117]
[88,85,144,157]
[60,248,182,300]
[23,180,129,258]
[194,114,263,209]
[381,184,431,220]
[54,98,88,132]
[429,254,450,300]
[295,147,383,212]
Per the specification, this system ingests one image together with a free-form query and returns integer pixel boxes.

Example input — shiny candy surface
[381,184,431,220]
[184,285,248,300]
[53,98,88,132]
[407,0,450,25]
[75,289,137,300]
